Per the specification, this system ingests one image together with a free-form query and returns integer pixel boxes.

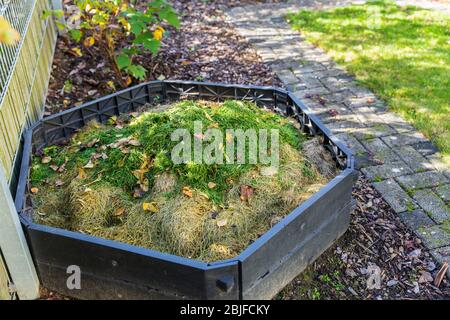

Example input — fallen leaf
[418,271,433,284]
[208,182,216,189]
[113,208,125,217]
[50,164,59,171]
[143,202,158,213]
[84,160,95,169]
[216,219,228,227]
[434,262,449,287]
[240,185,254,202]
[77,168,87,179]
[55,180,64,187]
[83,36,95,47]
[128,139,141,146]
[41,156,52,164]
[30,187,39,194]
[71,47,83,57]
[182,186,193,198]
[132,187,146,198]
[328,109,339,117]
[87,138,100,148]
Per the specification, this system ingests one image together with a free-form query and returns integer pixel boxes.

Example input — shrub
[45,0,180,85]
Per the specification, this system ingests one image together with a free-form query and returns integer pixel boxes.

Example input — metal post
[0,164,39,300]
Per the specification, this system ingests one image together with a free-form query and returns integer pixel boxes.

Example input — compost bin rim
[14,80,355,270]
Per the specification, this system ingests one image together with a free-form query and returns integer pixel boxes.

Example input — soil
[40,0,450,299]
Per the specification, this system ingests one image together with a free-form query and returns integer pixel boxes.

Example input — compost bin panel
[243,200,353,299]
[25,224,239,299]
[239,169,354,299]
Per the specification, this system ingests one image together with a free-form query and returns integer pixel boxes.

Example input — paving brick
[334,133,367,154]
[435,185,450,203]
[352,124,397,140]
[411,141,439,156]
[376,112,416,133]
[430,246,450,278]
[276,69,298,85]
[326,120,366,135]
[396,171,448,190]
[394,145,434,172]
[381,132,428,148]
[399,209,435,232]
[426,153,450,180]
[360,138,401,164]
[361,161,413,181]
[373,179,417,213]
[293,86,330,99]
[412,189,450,224]
[417,225,450,249]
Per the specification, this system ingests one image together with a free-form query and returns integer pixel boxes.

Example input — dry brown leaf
[49,164,59,172]
[41,156,52,164]
[55,180,64,187]
[128,139,141,146]
[30,187,39,194]
[83,160,95,169]
[216,219,227,227]
[76,168,87,180]
[182,186,193,198]
[240,185,254,202]
[434,261,449,287]
[113,208,125,217]
[208,182,216,189]
[87,138,100,148]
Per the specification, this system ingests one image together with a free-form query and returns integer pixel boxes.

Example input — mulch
[41,0,450,300]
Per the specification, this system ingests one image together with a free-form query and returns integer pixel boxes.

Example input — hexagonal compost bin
[14,81,356,300]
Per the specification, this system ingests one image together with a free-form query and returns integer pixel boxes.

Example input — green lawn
[287,0,450,164]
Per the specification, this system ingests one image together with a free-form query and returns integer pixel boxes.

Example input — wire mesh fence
[0,0,57,180]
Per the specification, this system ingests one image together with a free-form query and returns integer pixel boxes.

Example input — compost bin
[14,81,356,300]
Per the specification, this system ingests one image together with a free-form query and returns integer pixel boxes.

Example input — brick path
[226,0,450,276]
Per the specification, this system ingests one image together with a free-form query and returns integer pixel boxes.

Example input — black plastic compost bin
[14,81,357,300]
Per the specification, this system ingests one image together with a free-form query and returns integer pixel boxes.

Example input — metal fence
[0,0,57,179]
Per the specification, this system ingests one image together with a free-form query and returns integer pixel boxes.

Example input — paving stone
[426,153,450,180]
[430,246,450,278]
[352,124,397,140]
[322,90,353,103]
[435,185,450,203]
[396,171,448,190]
[334,132,367,154]
[381,132,428,148]
[311,104,356,124]
[276,69,298,85]
[373,179,417,213]
[326,120,366,135]
[411,141,439,156]
[351,107,385,124]
[361,161,413,181]
[399,209,436,232]
[319,76,353,92]
[417,225,450,249]
[412,189,450,224]
[360,138,401,164]
[376,112,415,133]
[394,145,434,172]
[293,86,330,99]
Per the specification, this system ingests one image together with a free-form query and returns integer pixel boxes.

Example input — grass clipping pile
[30,100,337,262]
